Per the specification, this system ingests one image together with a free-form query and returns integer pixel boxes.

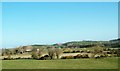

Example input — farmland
[2,57,118,69]
[1,39,119,69]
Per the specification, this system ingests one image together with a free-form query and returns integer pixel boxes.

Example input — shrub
[63,48,72,53]
[80,50,84,53]
[61,56,74,59]
[7,55,11,60]
[39,55,51,60]
[72,50,80,53]
[94,54,101,59]
[43,55,51,60]
[48,48,56,59]
[100,54,105,58]
[31,52,39,59]
[74,54,82,59]
[18,57,21,59]
[39,57,44,60]
[61,56,66,59]
[44,57,51,60]
[3,58,8,60]
[72,50,76,53]
[66,56,74,59]
[64,51,70,53]
[55,48,62,59]
[93,47,103,54]
[76,50,80,53]
[112,54,117,57]
[82,54,89,58]
[87,50,90,53]
[48,48,62,59]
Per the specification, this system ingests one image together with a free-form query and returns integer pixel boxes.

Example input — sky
[1,2,118,48]
[1,0,120,2]
[0,2,2,49]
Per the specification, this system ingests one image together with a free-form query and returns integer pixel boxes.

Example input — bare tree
[48,48,56,59]
[37,49,43,58]
[7,51,11,60]
[31,48,44,59]
[55,48,62,59]
[48,47,62,59]
[93,46,103,55]
[31,52,38,59]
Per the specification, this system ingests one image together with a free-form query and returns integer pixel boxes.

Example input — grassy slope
[2,57,118,69]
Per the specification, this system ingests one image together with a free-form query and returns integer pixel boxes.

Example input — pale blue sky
[0,3,2,48]
[2,2,118,48]
[1,0,120,2]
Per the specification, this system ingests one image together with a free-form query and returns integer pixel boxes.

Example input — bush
[94,54,101,59]
[76,50,80,53]
[31,52,39,59]
[63,51,72,53]
[43,55,51,60]
[100,54,106,58]
[3,58,8,60]
[82,54,89,58]
[87,50,90,53]
[61,56,74,59]
[80,50,84,53]
[55,48,62,59]
[25,57,31,59]
[72,50,76,53]
[61,56,66,59]
[48,48,62,59]
[18,57,21,59]
[61,54,89,59]
[39,55,51,60]
[39,57,44,60]
[74,54,82,59]
[63,48,72,53]
[7,55,11,60]
[72,50,80,53]
[66,56,74,59]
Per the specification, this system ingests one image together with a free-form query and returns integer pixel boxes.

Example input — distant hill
[31,38,119,48]
[1,38,119,50]
[107,38,120,48]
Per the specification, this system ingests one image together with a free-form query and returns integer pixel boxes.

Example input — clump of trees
[93,46,103,54]
[31,47,62,60]
[31,48,44,59]
[2,39,120,60]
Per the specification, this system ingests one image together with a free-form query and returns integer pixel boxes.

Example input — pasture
[2,57,118,69]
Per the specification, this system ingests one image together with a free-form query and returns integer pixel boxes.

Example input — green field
[2,57,118,69]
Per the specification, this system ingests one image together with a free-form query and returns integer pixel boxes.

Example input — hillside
[31,38,120,48]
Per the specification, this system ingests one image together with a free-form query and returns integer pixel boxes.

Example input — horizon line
[1,38,118,48]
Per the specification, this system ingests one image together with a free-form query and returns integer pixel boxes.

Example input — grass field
[2,57,118,69]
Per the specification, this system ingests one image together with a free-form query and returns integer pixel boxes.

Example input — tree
[93,46,103,54]
[38,51,42,58]
[55,48,62,59]
[14,48,21,54]
[7,52,11,60]
[48,47,62,59]
[48,48,56,59]
[31,48,44,59]
[31,52,38,59]
[2,49,12,56]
